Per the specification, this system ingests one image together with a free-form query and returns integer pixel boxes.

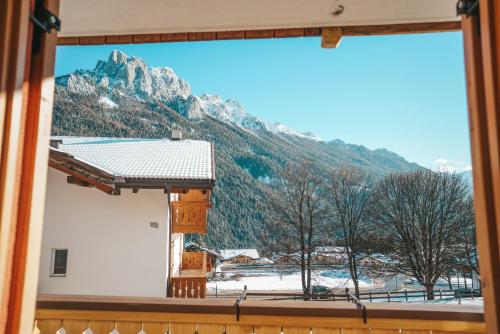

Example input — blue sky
[55,32,471,170]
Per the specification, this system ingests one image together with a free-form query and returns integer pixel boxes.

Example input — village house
[38,135,215,298]
[220,249,260,264]
[185,241,223,272]
[313,246,349,265]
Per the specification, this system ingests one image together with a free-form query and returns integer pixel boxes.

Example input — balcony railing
[171,191,209,234]
[169,252,207,298]
[182,252,212,272]
[34,295,484,334]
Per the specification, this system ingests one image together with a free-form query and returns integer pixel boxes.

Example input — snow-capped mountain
[56,50,320,141]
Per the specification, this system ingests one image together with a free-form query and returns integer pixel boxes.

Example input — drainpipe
[165,190,172,297]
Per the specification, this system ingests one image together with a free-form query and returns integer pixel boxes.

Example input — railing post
[405,289,408,302]
[369,291,372,302]
[234,285,248,321]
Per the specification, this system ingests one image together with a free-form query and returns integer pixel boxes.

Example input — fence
[211,287,482,303]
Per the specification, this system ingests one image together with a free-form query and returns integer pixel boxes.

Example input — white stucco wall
[170,233,184,276]
[38,168,170,297]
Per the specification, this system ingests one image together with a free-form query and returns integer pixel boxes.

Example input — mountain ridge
[52,50,423,248]
[57,50,323,142]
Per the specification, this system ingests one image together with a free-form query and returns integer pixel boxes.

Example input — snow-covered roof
[220,249,260,260]
[184,241,223,258]
[51,136,215,182]
[259,257,274,264]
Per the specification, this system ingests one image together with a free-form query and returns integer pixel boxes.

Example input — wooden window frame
[0,0,499,333]
[0,0,59,333]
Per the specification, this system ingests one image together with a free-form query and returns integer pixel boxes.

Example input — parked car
[311,285,334,299]
[454,288,481,298]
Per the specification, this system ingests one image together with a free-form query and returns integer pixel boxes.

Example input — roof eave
[116,178,215,191]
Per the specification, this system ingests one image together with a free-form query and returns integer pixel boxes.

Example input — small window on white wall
[50,249,68,277]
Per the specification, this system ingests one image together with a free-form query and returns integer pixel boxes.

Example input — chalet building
[220,249,260,264]
[185,241,223,272]
[313,246,349,265]
[38,136,215,298]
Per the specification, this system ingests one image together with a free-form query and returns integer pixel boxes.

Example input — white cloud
[434,158,472,173]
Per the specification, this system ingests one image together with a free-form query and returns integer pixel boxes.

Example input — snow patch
[266,122,321,141]
[98,96,118,109]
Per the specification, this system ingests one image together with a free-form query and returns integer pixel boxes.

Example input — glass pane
[53,249,67,275]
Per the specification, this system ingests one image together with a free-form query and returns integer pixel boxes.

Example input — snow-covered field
[207,270,377,293]
[405,297,483,306]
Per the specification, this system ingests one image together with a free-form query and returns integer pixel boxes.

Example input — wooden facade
[171,190,209,234]
[182,252,212,272]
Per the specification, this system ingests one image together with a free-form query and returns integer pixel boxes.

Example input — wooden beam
[133,34,161,44]
[56,21,461,46]
[274,28,304,38]
[49,162,115,195]
[321,27,342,48]
[66,176,91,188]
[160,33,188,42]
[341,21,461,36]
[216,31,246,40]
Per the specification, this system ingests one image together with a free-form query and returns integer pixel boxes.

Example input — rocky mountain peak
[58,50,191,103]
[57,50,323,140]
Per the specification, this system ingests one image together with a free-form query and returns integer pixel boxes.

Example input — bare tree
[458,195,479,275]
[327,167,372,297]
[371,170,468,300]
[267,161,327,299]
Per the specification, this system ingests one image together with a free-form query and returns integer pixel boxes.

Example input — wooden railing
[169,252,208,298]
[171,202,208,234]
[169,276,207,298]
[182,252,212,272]
[34,295,485,333]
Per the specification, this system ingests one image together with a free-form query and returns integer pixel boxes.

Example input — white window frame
[49,248,68,277]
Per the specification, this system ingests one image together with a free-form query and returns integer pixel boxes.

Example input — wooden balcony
[169,252,208,298]
[171,190,209,234]
[34,295,484,333]
[182,252,212,272]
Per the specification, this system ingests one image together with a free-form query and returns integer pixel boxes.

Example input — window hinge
[456,0,479,17]
[30,0,61,54]
[29,0,61,34]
